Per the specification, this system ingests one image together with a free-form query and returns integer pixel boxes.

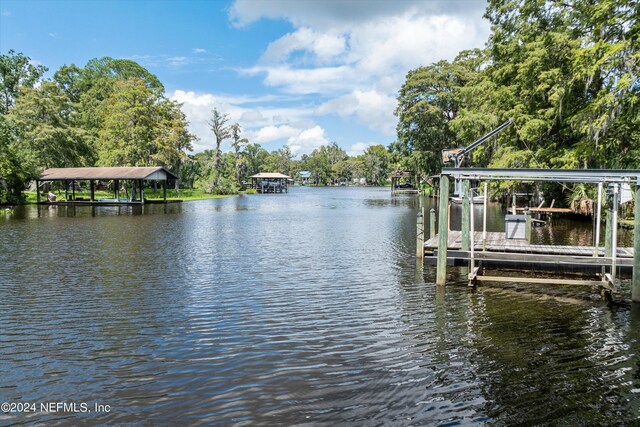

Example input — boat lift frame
[429,167,640,302]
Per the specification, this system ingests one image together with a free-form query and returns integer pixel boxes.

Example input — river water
[1,187,639,426]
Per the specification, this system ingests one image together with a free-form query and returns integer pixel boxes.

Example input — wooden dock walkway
[514,207,573,214]
[423,231,634,279]
[422,168,640,300]
[424,230,633,258]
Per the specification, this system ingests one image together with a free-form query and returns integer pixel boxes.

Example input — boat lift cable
[442,118,513,195]
[442,118,514,169]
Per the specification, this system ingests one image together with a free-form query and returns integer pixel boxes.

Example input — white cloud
[170,89,327,155]
[241,65,353,94]
[287,126,330,156]
[48,32,61,39]
[316,90,397,135]
[167,56,189,67]
[130,51,222,69]
[230,0,486,30]
[229,0,490,142]
[348,142,373,157]
[1,9,11,17]
[250,124,300,144]
[262,27,346,65]
[172,1,492,154]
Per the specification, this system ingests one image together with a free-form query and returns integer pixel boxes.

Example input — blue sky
[0,0,490,156]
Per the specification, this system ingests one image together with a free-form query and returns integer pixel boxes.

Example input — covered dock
[391,170,419,195]
[250,173,291,193]
[37,166,180,205]
[417,167,640,302]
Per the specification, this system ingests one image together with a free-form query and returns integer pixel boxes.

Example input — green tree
[264,145,295,175]
[395,59,469,176]
[229,123,248,183]
[97,77,158,166]
[0,50,47,115]
[244,143,269,177]
[361,145,391,185]
[9,82,94,172]
[306,147,331,184]
[0,116,26,204]
[208,108,230,187]
[154,99,196,189]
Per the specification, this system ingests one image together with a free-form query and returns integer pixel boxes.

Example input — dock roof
[250,172,291,179]
[39,167,178,181]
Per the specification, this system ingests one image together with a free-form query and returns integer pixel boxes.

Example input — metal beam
[461,180,470,252]
[442,168,640,184]
[633,184,640,302]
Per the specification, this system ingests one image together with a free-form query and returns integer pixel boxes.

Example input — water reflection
[0,188,638,425]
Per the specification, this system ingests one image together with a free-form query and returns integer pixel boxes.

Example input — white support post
[594,182,603,257]
[470,189,475,276]
[611,184,619,283]
[483,182,488,251]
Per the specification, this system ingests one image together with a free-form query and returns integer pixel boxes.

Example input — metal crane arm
[442,118,514,167]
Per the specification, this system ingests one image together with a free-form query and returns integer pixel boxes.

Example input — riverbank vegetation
[1,0,638,205]
[395,0,639,201]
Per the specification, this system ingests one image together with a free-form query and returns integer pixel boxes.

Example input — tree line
[395,0,638,203]
[2,1,637,204]
[0,52,195,203]
[0,51,397,203]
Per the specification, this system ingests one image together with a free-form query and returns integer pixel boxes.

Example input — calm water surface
[1,187,639,426]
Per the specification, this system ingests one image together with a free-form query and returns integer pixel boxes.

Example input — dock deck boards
[424,230,632,258]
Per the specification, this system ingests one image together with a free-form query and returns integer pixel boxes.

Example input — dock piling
[461,180,470,252]
[436,175,450,286]
[416,209,424,261]
[605,200,613,259]
[594,182,602,257]
[633,184,640,302]
[430,208,436,239]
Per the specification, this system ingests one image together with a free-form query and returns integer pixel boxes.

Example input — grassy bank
[23,189,240,204]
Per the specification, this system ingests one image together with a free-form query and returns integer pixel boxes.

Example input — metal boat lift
[442,119,514,196]
[418,167,640,302]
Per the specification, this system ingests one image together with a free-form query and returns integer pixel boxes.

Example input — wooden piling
[436,175,450,286]
[430,208,436,239]
[416,209,424,260]
[461,180,470,252]
[90,180,95,202]
[633,185,640,302]
[525,208,532,242]
[163,180,167,203]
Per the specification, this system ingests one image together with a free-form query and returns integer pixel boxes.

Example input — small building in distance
[250,173,291,193]
[296,171,312,185]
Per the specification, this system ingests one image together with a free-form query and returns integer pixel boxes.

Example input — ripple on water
[1,188,639,425]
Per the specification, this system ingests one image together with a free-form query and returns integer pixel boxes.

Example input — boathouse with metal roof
[37,166,179,205]
[250,173,291,193]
